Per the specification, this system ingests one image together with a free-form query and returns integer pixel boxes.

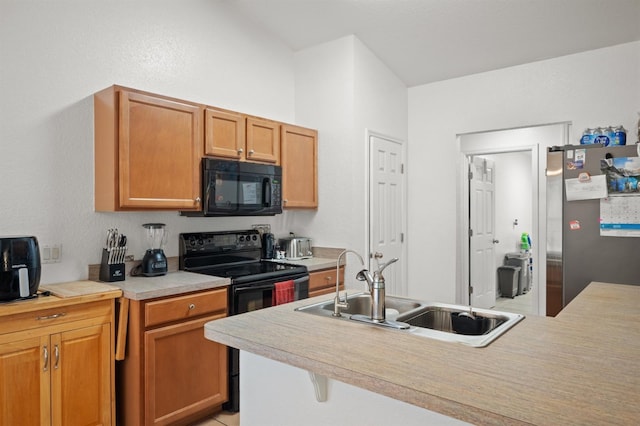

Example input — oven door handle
[233,283,275,293]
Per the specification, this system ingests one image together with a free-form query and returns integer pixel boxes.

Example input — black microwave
[183,158,282,216]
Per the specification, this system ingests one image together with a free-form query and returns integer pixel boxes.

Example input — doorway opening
[458,123,570,317]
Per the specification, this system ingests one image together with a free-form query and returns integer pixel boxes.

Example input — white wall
[0,2,408,286]
[0,0,296,283]
[292,35,407,285]
[408,41,640,302]
[484,152,532,275]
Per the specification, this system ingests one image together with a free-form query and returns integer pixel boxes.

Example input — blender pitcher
[141,223,168,276]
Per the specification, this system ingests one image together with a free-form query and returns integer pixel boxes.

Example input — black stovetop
[187,260,306,284]
[179,230,307,284]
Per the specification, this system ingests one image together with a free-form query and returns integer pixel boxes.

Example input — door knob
[373,252,384,259]
[493,239,500,244]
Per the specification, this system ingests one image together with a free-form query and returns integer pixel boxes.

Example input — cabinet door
[51,324,111,426]
[144,314,228,425]
[281,124,318,208]
[204,108,245,160]
[246,117,280,164]
[0,335,50,426]
[119,91,202,210]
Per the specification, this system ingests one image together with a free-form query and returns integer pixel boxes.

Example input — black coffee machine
[0,236,41,301]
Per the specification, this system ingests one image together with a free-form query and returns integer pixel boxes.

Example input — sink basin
[295,293,524,347]
[322,293,421,318]
[295,293,422,319]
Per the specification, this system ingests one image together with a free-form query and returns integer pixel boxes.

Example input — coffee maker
[141,223,168,277]
[0,236,41,301]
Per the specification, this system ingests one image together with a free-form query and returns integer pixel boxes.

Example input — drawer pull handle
[188,303,196,310]
[36,312,66,321]
[43,345,49,372]
[54,345,60,370]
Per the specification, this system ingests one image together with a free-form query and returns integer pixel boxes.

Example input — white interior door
[469,156,497,308]
[369,134,406,296]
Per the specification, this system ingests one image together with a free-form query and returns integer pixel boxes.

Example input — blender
[141,223,168,276]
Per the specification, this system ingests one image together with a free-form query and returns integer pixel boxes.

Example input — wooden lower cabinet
[309,266,344,298]
[118,287,228,426]
[0,299,116,426]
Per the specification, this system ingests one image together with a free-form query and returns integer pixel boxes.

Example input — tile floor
[494,289,534,316]
[190,411,239,426]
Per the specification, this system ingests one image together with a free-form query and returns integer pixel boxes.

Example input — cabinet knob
[283,199,288,204]
[195,197,201,203]
[237,148,244,154]
[248,149,255,156]
[188,303,196,310]
[325,276,331,281]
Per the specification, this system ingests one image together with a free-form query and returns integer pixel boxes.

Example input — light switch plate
[41,244,62,264]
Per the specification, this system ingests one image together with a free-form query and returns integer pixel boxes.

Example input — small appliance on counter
[141,223,168,277]
[0,236,41,301]
[278,233,313,260]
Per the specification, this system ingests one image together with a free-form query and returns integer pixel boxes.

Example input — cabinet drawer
[145,288,227,328]
[309,267,344,292]
[0,300,112,337]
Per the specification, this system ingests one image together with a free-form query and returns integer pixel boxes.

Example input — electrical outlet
[41,244,62,264]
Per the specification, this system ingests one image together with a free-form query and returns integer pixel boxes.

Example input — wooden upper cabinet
[205,108,279,164]
[204,108,245,160]
[245,117,280,164]
[94,86,203,211]
[281,124,318,209]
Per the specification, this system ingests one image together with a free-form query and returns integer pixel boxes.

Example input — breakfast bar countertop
[204,282,640,425]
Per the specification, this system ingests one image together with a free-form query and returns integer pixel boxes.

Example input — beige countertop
[108,271,230,300]
[204,282,640,425]
[273,257,338,272]
[0,281,122,317]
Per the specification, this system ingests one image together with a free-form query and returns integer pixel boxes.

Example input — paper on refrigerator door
[565,174,607,201]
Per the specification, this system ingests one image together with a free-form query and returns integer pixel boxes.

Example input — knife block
[99,249,125,282]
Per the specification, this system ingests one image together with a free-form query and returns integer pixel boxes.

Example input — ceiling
[222,0,640,87]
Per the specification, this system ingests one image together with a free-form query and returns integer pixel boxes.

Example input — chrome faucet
[333,249,365,317]
[356,257,399,323]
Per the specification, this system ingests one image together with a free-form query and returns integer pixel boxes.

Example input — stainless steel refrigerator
[546,144,640,316]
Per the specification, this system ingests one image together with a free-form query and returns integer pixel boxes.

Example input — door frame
[365,129,408,296]
[457,123,570,315]
[460,145,539,313]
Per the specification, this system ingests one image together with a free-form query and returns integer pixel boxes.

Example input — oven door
[230,281,274,315]
[225,273,308,412]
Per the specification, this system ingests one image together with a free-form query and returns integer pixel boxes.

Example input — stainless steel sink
[295,293,421,319]
[295,293,524,347]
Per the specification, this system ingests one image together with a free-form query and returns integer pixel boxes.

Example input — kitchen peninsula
[204,282,640,425]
